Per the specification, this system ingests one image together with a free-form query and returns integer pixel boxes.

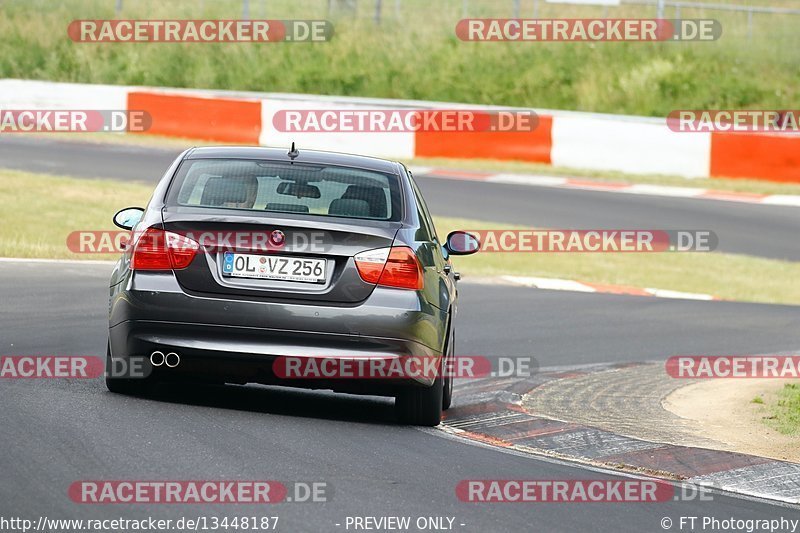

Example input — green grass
[2,167,798,305]
[765,383,800,435]
[435,217,800,305]
[0,170,152,260]
[1,0,799,117]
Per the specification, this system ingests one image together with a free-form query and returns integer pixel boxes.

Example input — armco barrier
[1,79,799,183]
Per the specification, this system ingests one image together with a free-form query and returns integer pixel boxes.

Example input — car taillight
[355,246,424,290]
[131,227,199,271]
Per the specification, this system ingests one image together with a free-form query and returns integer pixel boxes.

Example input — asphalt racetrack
[1,137,799,531]
[1,136,798,260]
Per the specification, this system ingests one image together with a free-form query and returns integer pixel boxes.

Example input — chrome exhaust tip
[150,351,165,367]
[164,352,180,368]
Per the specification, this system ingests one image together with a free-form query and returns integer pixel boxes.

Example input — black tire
[442,329,454,411]
[105,342,154,396]
[395,375,443,427]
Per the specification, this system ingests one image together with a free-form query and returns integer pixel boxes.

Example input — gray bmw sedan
[106,145,478,426]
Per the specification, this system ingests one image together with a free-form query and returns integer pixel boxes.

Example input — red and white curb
[410,166,800,208]
[438,363,800,505]
[466,275,717,301]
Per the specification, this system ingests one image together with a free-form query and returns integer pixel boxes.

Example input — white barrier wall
[0,79,128,110]
[550,115,711,179]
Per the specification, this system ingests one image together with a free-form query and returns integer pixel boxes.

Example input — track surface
[1,138,799,530]
[3,264,800,529]
[1,136,798,261]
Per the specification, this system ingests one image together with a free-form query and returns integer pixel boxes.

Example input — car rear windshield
[166,159,403,222]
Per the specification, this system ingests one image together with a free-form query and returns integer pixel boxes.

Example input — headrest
[201,177,257,206]
[328,198,370,218]
[341,185,387,218]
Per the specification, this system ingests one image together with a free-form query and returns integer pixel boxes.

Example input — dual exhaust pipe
[150,351,180,368]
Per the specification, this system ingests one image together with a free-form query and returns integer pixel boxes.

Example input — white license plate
[222,253,326,283]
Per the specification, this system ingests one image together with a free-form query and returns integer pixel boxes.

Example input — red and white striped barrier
[2,79,799,183]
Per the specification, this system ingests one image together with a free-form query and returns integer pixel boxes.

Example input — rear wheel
[105,342,154,396]
[396,375,443,427]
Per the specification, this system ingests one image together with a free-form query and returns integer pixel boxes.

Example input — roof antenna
[288,142,299,161]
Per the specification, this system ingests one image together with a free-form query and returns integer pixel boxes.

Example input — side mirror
[445,231,480,256]
[113,207,145,230]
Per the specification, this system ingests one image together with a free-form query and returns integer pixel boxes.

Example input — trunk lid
[161,206,400,304]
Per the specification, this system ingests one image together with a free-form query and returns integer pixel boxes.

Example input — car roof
[185,146,402,174]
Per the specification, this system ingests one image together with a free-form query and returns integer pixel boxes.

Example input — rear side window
[408,173,438,242]
[166,159,402,222]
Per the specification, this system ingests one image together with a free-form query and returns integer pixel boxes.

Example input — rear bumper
[108,272,447,393]
[109,320,438,392]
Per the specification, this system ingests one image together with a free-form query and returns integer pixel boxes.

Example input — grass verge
[763,383,800,436]
[435,217,800,305]
[1,168,798,305]
[0,170,151,260]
